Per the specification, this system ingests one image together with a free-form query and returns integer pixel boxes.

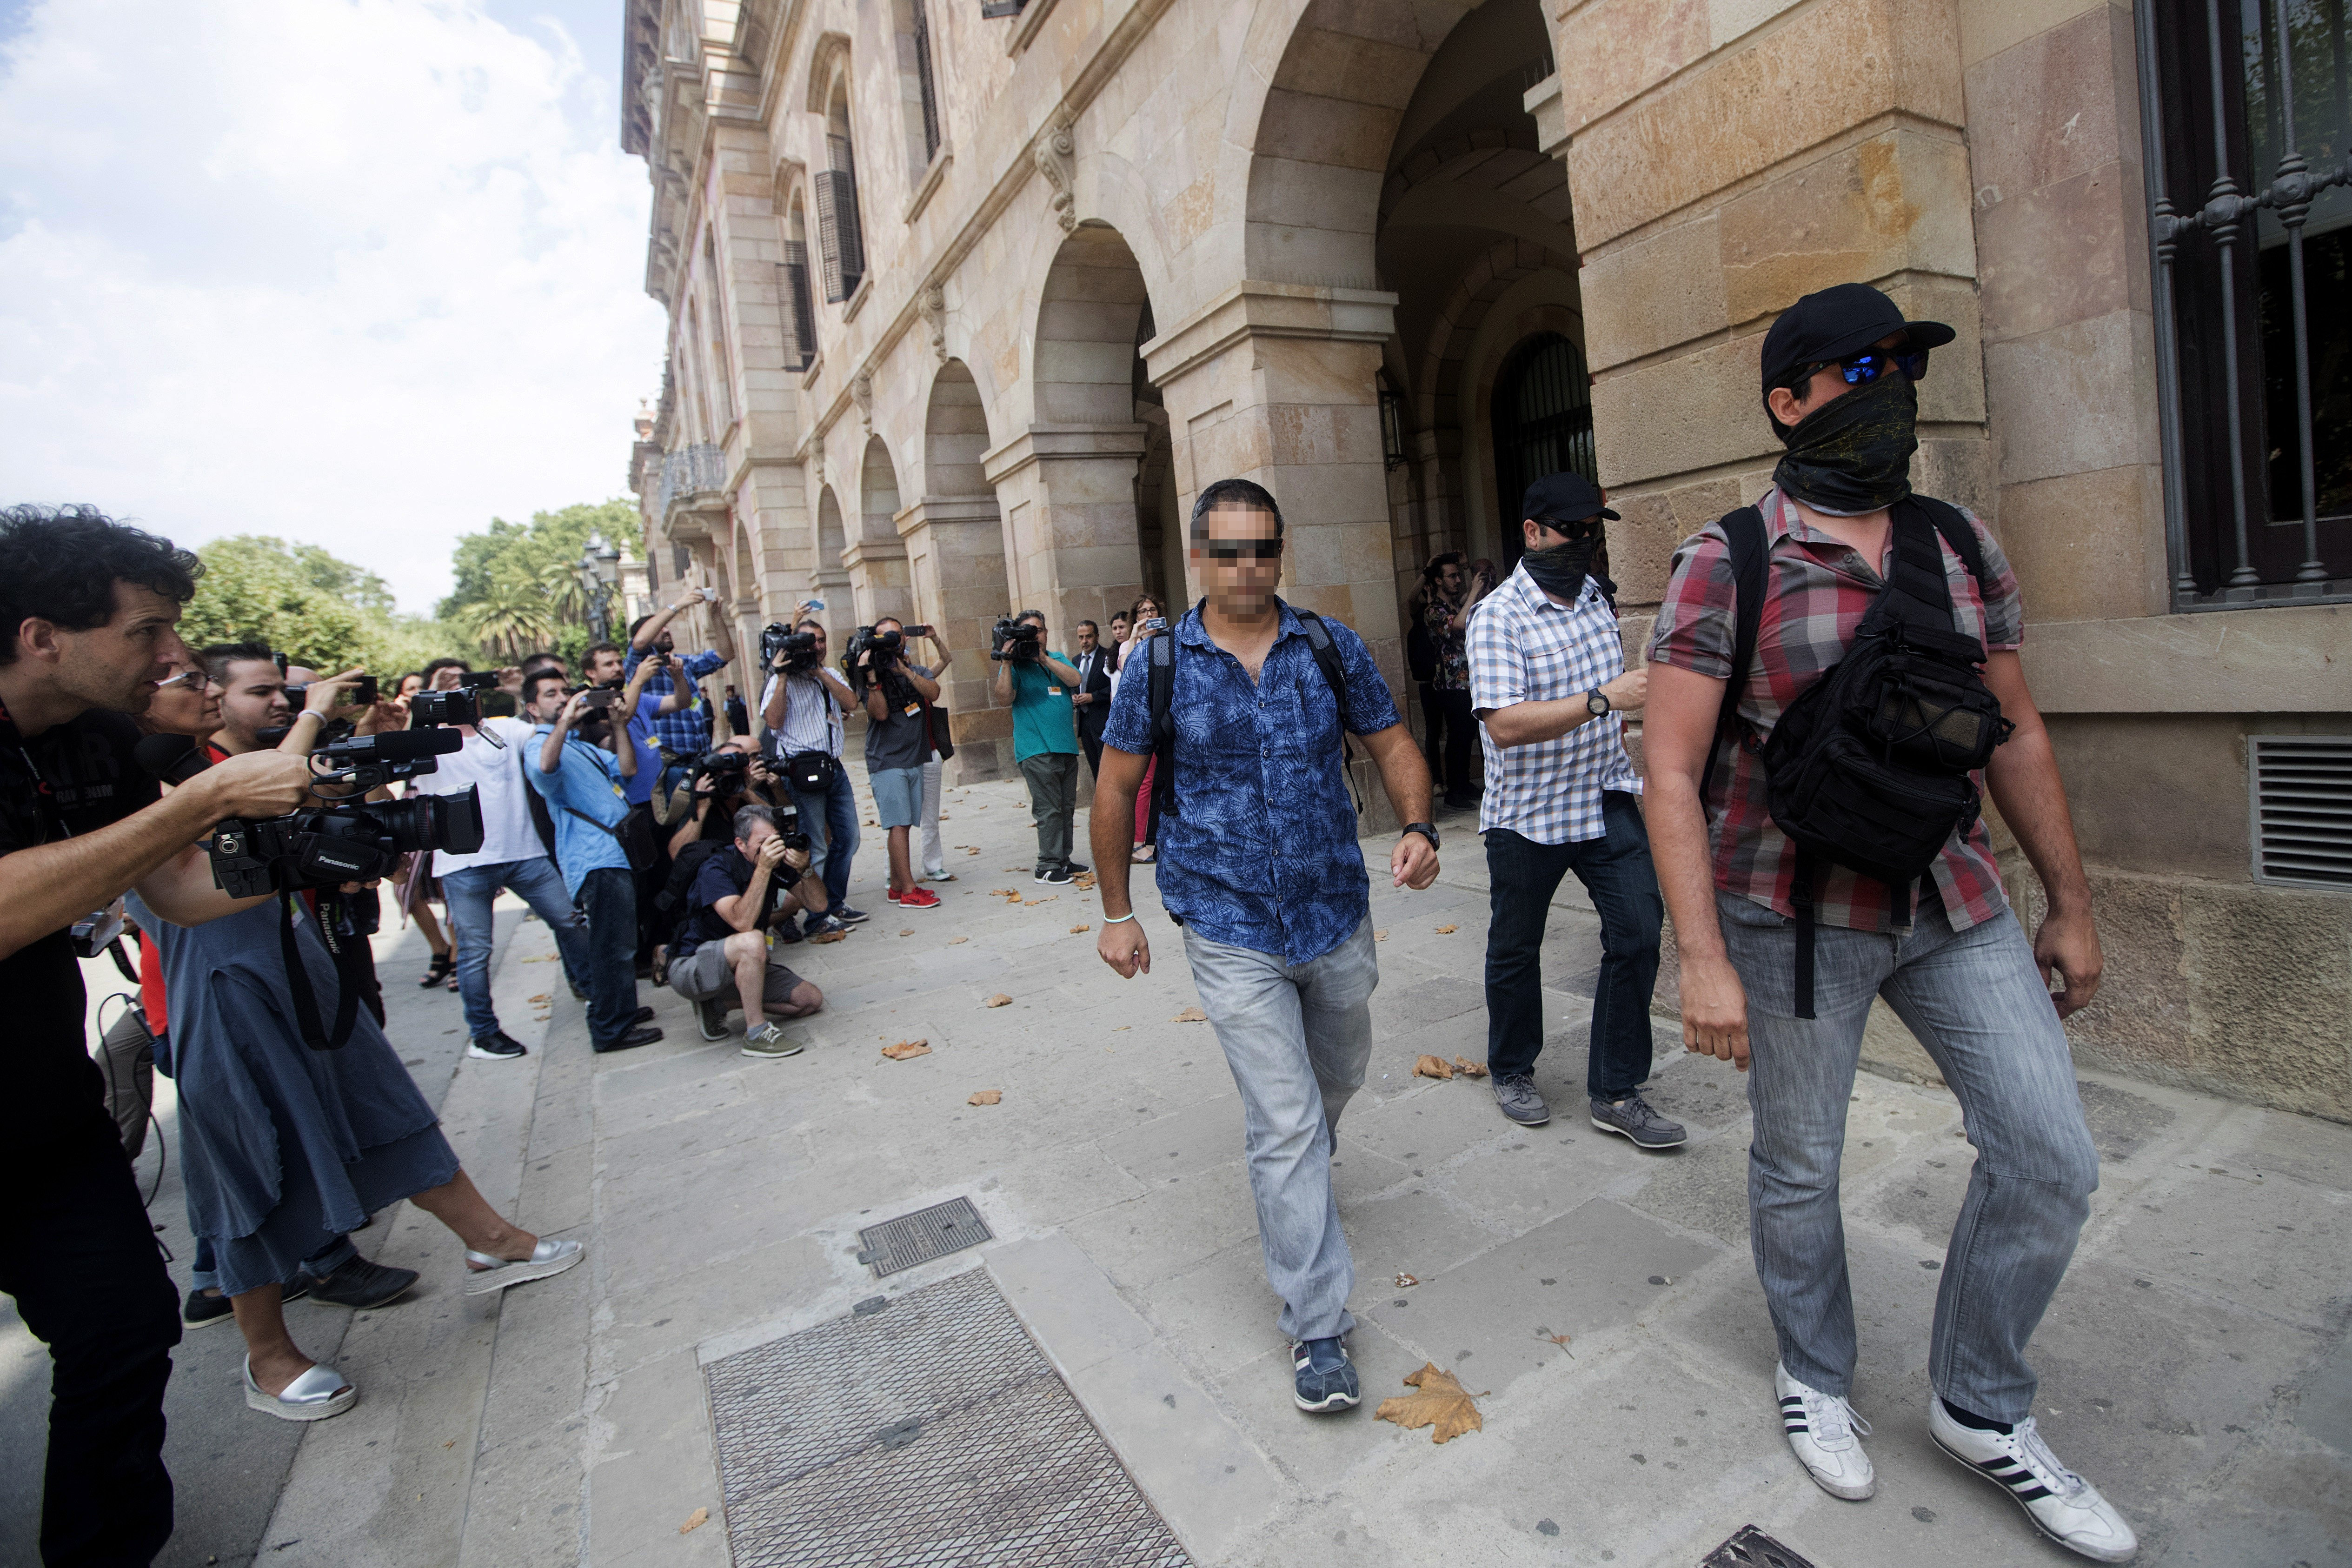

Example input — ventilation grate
[857,1196,993,1276]
[2250,736,2352,890]
[1700,1524,1820,1568]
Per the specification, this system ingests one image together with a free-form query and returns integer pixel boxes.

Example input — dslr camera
[687,748,756,790]
[409,686,482,728]
[990,617,1042,663]
[762,621,823,675]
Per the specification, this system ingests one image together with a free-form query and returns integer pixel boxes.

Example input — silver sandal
[462,1236,585,1296]
[244,1355,357,1422]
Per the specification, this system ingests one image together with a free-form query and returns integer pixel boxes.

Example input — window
[783,197,817,370]
[2139,0,2352,603]
[701,237,736,432]
[1491,332,1595,540]
[899,0,942,168]
[817,92,866,303]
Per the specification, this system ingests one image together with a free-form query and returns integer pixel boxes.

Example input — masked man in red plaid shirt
[1641,284,2135,1563]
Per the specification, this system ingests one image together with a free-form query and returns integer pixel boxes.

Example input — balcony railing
[657,444,726,517]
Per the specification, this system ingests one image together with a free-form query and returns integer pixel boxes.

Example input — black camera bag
[1708,496,2014,1018]
[782,749,840,795]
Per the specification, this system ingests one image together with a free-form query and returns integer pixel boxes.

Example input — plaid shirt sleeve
[1960,506,2024,651]
[1465,597,1525,712]
[1645,524,1741,679]
[682,648,727,680]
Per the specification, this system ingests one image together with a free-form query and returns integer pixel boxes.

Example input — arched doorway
[1491,331,1595,567]
[916,359,1013,781]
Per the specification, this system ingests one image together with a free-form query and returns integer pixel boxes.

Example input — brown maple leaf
[1376,1364,1483,1444]
[880,1040,931,1061]
[983,993,1012,1008]
[1453,1056,1489,1078]
[1171,1005,1209,1023]
[968,1089,1002,1105]
[1413,1054,1455,1080]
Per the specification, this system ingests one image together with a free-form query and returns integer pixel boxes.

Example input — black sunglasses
[1790,347,1930,391]
[1202,538,1283,560]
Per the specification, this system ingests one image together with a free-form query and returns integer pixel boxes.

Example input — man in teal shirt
[991,610,1089,885]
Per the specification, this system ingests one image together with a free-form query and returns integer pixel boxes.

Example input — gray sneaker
[1492,1072,1550,1126]
[696,996,730,1042]
[1589,1092,1688,1149]
[741,1022,805,1060]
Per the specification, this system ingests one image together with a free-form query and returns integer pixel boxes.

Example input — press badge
[903,700,921,718]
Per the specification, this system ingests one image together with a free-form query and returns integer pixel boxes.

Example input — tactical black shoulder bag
[1144,597,1362,829]
[1704,496,2014,1018]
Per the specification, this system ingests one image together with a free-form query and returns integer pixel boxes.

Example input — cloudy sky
[0,0,667,614]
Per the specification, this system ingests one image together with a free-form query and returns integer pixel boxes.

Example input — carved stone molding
[1035,106,1076,233]
[810,431,826,486]
[919,285,946,362]
[851,372,874,435]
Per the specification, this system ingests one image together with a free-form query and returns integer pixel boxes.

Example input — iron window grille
[782,240,817,370]
[912,0,942,165]
[817,135,866,304]
[2248,734,2352,888]
[1492,332,1597,558]
[2139,0,2352,607]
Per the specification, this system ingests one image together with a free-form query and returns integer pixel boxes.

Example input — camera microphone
[324,729,462,763]
[134,733,213,785]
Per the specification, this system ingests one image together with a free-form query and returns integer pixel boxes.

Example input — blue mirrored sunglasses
[1797,347,1930,388]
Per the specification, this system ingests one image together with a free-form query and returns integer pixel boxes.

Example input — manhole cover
[1701,1524,1820,1568]
[704,1268,1189,1567]
[857,1195,993,1276]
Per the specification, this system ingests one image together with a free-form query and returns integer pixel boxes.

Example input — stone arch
[1413,238,1581,432]
[1031,221,1154,426]
[916,359,1014,781]
[812,484,850,641]
[848,435,913,627]
[924,359,991,500]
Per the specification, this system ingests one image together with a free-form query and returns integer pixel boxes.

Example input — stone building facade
[621,0,2351,1119]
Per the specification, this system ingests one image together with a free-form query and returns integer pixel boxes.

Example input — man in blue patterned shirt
[1093,478,1441,1420]
[1468,472,1678,1150]
[624,586,737,775]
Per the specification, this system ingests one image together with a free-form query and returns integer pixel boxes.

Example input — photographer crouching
[668,803,827,1057]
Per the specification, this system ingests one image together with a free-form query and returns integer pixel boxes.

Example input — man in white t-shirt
[409,709,599,1060]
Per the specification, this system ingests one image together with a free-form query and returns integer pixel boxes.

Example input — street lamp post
[579,533,623,645]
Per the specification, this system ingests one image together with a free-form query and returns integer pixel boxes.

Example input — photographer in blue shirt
[522,670,663,1053]
[1091,478,1441,1418]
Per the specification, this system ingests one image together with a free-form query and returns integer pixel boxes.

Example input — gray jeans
[1718,890,2099,1422]
[1182,916,1378,1342]
[1017,751,1078,868]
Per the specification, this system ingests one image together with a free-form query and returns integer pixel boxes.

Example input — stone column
[896,495,1014,783]
[979,425,1149,650]
[1143,282,1406,698]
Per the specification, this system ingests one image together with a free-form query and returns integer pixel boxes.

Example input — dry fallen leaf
[1453,1056,1489,1078]
[880,1040,932,1061]
[948,936,969,945]
[965,847,980,855]
[1374,929,1389,941]
[1435,924,1458,935]
[984,993,1013,1008]
[1414,1054,1455,1080]
[968,1089,1002,1105]
[1070,924,1091,933]
[1074,872,1098,890]
[898,927,915,935]
[1376,1364,1484,1444]
[520,953,559,963]
[1171,1005,1209,1023]
[527,994,550,1003]
[679,1507,708,1534]
[1536,1328,1575,1356]
[1395,1273,1419,1288]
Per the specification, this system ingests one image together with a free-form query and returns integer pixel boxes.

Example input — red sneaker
[885,887,902,904]
[897,886,943,910]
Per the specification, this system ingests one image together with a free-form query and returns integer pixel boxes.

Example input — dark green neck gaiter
[1773,370,1919,515]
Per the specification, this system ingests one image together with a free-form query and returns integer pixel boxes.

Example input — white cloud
[0,0,666,613]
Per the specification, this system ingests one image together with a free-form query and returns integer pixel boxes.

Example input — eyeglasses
[1202,538,1283,560]
[1790,347,1929,390]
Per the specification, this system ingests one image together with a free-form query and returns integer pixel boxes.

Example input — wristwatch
[1402,821,1440,851]
[1586,689,1612,717]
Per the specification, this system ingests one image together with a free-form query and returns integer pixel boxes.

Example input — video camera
[688,748,756,787]
[761,621,824,677]
[846,625,904,670]
[990,617,1042,663]
[409,686,482,729]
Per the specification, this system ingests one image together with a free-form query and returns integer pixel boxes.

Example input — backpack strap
[1910,494,1988,589]
[1146,613,1183,823]
[1698,507,1769,820]
[1291,606,1364,817]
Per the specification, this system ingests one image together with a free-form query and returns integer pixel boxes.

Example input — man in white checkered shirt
[1467,472,1682,1149]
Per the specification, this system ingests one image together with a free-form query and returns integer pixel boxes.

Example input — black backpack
[1705,496,2014,1018]
[1144,598,1361,826]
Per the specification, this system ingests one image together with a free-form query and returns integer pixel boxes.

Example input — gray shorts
[670,935,807,1008]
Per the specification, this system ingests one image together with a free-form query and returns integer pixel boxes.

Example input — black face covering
[1773,367,1919,515]
[1521,528,1607,603]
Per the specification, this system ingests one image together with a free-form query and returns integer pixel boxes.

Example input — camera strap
[279,891,362,1051]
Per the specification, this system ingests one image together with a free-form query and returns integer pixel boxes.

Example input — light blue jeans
[442,857,594,1041]
[1182,916,1379,1342]
[1718,890,2100,1422]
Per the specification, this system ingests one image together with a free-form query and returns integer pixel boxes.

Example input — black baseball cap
[1519,471,1619,527]
[1760,282,1955,392]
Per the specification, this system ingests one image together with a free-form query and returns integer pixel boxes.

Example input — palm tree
[538,558,589,629]
[467,579,556,663]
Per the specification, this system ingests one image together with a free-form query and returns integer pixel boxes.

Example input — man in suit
[1071,618,1114,778]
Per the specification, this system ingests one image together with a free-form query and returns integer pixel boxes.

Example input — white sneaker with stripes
[1774,1362,1874,1500]
[1929,1397,2138,1561]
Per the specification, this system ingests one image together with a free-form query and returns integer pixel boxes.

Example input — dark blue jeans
[1483,792,1663,1098]
[574,867,644,1044]
[786,766,860,928]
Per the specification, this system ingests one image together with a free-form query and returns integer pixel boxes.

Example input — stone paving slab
[208,775,2352,1567]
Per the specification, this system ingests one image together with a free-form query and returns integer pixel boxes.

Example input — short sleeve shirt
[862,663,935,772]
[1646,486,2023,934]
[1009,651,1079,761]
[673,845,768,960]
[1423,593,1471,690]
[1467,565,1642,844]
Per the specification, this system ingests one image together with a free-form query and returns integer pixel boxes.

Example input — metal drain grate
[857,1195,993,1276]
[704,1267,1189,1568]
[1701,1524,1820,1568]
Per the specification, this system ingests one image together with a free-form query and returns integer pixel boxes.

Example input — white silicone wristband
[1103,911,1137,924]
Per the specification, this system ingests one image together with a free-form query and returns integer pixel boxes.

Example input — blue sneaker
[832,904,871,925]
[1291,1337,1360,1413]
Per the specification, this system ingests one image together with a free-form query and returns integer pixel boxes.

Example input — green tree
[179,535,468,675]
[439,498,637,666]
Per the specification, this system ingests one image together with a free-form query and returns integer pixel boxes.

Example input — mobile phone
[1142,617,1167,634]
[286,674,379,708]
[456,671,503,691]
[802,598,826,612]
[580,687,618,710]
[903,625,932,638]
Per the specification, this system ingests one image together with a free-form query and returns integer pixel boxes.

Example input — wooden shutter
[782,240,817,368]
[912,0,941,163]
